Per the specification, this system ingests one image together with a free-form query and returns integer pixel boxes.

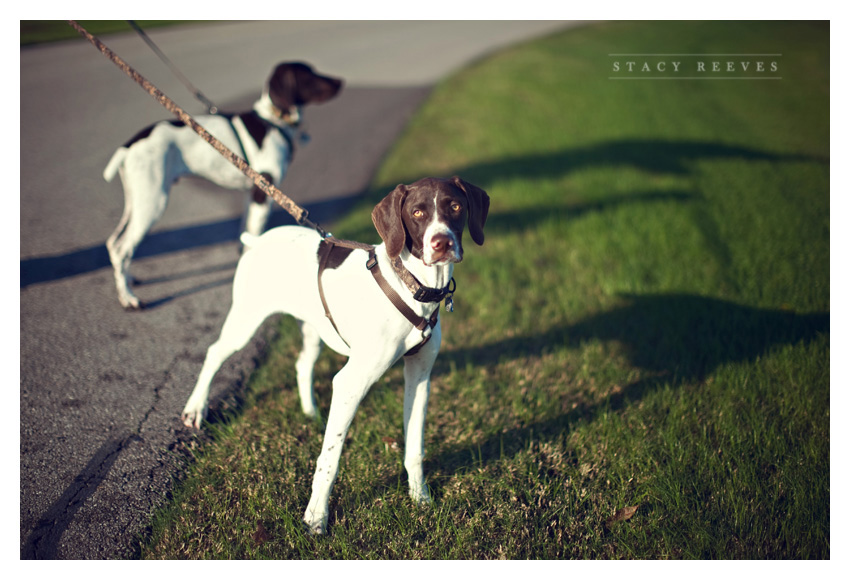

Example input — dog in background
[102,62,342,309]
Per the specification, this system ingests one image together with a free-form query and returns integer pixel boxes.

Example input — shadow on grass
[424,293,828,481]
[428,139,825,191]
[339,137,825,243]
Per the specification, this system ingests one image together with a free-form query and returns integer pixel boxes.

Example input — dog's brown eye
[451,202,462,212]
[413,209,424,218]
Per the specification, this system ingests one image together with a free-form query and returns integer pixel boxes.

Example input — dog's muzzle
[425,232,462,265]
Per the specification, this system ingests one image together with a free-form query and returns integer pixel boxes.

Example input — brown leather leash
[67,20,326,236]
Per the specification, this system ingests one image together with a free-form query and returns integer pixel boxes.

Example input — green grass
[20,21,197,45]
[140,21,829,559]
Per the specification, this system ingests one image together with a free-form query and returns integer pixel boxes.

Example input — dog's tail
[240,232,259,249]
[103,148,128,182]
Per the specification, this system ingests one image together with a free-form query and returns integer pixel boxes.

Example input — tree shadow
[439,139,825,189]
[482,189,694,234]
[337,137,825,244]
[424,293,828,481]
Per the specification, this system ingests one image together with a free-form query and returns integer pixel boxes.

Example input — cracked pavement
[20,21,575,559]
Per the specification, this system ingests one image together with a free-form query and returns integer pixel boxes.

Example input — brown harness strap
[366,249,440,356]
[316,238,440,357]
[317,238,373,347]
[316,239,349,346]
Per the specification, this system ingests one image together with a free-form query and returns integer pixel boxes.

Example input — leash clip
[445,277,456,313]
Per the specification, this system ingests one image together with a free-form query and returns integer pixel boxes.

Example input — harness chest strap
[225,112,296,166]
[316,239,443,357]
[365,249,440,356]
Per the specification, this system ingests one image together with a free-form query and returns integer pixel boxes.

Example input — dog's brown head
[267,62,342,119]
[372,176,490,266]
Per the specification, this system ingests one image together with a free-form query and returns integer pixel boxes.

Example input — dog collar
[366,249,444,356]
[269,103,300,125]
[267,105,310,146]
[388,257,456,304]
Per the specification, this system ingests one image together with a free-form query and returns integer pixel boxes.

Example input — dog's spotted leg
[303,355,391,534]
[106,177,169,310]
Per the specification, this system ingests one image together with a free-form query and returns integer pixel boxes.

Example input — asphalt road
[20,20,576,559]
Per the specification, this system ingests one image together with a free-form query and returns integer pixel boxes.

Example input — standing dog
[103,62,342,309]
[181,176,489,534]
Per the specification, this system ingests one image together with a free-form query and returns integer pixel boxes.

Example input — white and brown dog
[181,176,490,534]
[102,62,342,309]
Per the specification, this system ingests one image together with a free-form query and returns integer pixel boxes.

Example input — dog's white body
[103,98,290,282]
[183,226,442,530]
[103,62,341,309]
[181,177,490,534]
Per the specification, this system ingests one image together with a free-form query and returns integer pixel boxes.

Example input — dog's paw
[409,487,432,505]
[300,400,320,419]
[303,517,327,536]
[181,405,207,429]
[119,295,144,310]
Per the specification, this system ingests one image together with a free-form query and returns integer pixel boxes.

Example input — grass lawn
[140,21,829,559]
[20,21,196,45]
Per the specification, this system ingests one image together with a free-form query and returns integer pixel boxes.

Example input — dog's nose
[431,234,453,253]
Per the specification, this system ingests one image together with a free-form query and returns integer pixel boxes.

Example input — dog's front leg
[182,288,273,428]
[303,356,389,534]
[402,324,440,504]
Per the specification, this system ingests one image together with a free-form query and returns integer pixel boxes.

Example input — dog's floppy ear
[300,69,343,105]
[268,63,300,111]
[451,176,490,246]
[372,184,409,259]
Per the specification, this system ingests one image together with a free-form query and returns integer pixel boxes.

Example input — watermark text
[609,54,782,79]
